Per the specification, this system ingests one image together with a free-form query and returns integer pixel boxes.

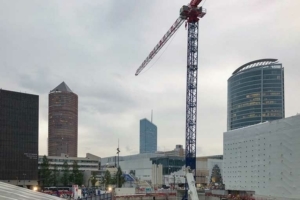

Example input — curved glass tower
[228,59,285,130]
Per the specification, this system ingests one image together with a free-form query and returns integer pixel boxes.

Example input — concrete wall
[151,164,163,185]
[164,167,185,186]
[115,188,135,195]
[224,115,300,199]
[101,153,164,182]
[121,157,153,181]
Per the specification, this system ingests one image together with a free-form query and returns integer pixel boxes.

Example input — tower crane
[135,0,206,185]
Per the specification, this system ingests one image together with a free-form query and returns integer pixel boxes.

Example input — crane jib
[135,17,184,76]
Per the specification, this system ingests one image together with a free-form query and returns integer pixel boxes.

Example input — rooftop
[0,181,63,200]
[50,81,73,93]
[232,58,279,75]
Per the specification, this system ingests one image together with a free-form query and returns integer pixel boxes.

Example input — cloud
[0,0,299,158]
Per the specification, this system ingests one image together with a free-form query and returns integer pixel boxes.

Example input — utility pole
[23,173,26,188]
[173,174,176,190]
[116,139,120,188]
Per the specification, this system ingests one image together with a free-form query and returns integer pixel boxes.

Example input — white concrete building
[101,152,223,187]
[101,153,164,181]
[151,164,163,186]
[156,144,185,157]
[38,153,100,171]
[164,167,186,187]
[223,115,300,200]
[196,155,223,185]
[38,153,100,186]
[160,156,223,188]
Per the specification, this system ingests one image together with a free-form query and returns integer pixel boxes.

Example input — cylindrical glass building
[227,59,285,130]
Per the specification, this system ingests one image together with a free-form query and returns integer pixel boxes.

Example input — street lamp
[116,145,120,188]
[156,164,159,189]
[23,173,26,188]
[87,175,92,188]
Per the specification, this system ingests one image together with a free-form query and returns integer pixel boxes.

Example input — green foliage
[101,170,112,189]
[129,170,135,176]
[60,160,70,186]
[39,155,52,187]
[50,164,60,186]
[115,166,125,188]
[90,172,98,187]
[69,161,84,186]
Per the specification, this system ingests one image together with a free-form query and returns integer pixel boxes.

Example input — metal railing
[66,193,112,200]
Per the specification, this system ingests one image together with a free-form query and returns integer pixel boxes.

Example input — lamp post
[116,141,120,188]
[23,173,26,188]
[173,174,176,190]
[87,175,92,188]
[156,164,159,189]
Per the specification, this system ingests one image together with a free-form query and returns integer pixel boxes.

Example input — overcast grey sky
[1,0,299,157]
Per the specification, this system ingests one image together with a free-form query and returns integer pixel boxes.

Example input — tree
[39,155,52,187]
[129,170,135,176]
[101,170,112,190]
[50,164,60,186]
[69,161,84,186]
[115,166,125,188]
[90,172,98,187]
[61,160,70,186]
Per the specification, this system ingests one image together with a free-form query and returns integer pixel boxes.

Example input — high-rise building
[0,89,38,187]
[48,82,78,157]
[140,118,157,154]
[227,59,285,130]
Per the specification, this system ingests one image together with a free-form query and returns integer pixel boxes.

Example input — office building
[38,153,100,171]
[156,144,185,157]
[38,153,100,186]
[223,115,300,200]
[0,89,39,187]
[48,82,78,157]
[227,58,285,130]
[140,118,157,154]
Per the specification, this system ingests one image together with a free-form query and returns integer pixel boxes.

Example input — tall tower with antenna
[139,114,157,154]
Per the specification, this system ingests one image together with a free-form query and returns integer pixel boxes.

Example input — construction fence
[77,193,112,200]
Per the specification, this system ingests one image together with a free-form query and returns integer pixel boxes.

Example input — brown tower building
[48,82,78,157]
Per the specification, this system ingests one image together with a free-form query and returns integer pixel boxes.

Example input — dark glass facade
[48,82,78,157]
[228,59,285,130]
[0,89,38,181]
[140,119,157,154]
[151,156,185,175]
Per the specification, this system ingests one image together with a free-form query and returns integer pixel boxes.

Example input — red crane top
[190,0,202,7]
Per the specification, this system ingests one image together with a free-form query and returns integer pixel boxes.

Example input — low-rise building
[196,155,223,186]
[156,145,185,157]
[101,150,223,188]
[101,153,165,182]
[38,153,100,186]
[163,155,223,188]
[223,115,300,200]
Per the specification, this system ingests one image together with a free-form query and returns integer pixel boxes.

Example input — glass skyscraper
[140,118,157,154]
[228,59,285,130]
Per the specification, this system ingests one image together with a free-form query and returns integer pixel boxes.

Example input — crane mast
[135,1,206,197]
[185,20,198,172]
